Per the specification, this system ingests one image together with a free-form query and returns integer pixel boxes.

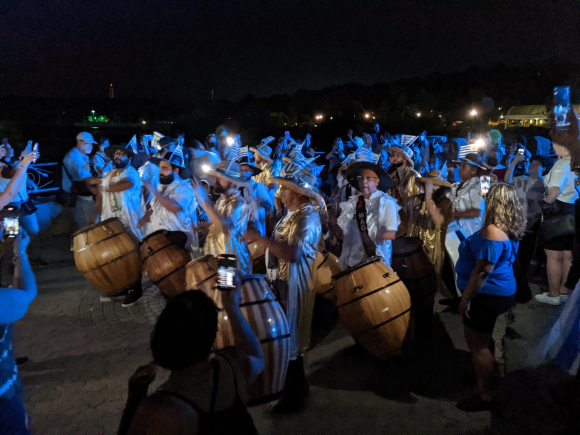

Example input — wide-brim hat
[416,168,452,188]
[388,145,414,167]
[236,146,262,176]
[346,162,392,193]
[105,144,134,159]
[205,160,250,186]
[249,144,273,162]
[161,150,186,169]
[452,153,490,171]
[272,158,324,207]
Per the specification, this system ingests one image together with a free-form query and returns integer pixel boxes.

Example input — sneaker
[100,296,112,303]
[535,293,561,306]
[122,288,143,307]
[560,294,568,303]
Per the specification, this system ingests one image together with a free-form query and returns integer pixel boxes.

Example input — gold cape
[274,204,322,358]
[204,191,252,275]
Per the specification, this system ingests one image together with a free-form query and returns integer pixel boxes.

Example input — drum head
[392,237,423,257]
[332,256,383,281]
[71,217,121,237]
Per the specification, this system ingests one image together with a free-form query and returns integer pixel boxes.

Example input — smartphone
[518,148,524,155]
[480,175,491,196]
[553,86,571,129]
[217,254,236,289]
[3,217,19,239]
[32,143,39,163]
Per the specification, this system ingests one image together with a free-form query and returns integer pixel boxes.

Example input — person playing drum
[193,160,253,275]
[242,159,323,413]
[411,165,453,274]
[139,145,199,256]
[334,152,400,268]
[98,143,145,307]
[387,143,421,236]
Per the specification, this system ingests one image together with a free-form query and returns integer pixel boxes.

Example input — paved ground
[12,250,580,435]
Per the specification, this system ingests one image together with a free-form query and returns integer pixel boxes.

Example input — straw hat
[416,166,452,188]
[205,160,250,186]
[272,159,324,206]
[388,144,414,167]
[249,144,273,162]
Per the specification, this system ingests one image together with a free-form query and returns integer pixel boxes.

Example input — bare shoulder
[129,393,198,435]
[484,224,509,242]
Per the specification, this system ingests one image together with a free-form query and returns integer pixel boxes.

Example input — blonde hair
[484,183,526,240]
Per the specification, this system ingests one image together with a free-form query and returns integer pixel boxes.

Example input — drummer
[98,143,144,307]
[250,138,281,200]
[192,160,253,275]
[99,143,144,238]
[411,165,453,274]
[335,152,400,268]
[242,159,322,413]
[237,147,273,237]
[139,145,199,256]
[388,143,421,236]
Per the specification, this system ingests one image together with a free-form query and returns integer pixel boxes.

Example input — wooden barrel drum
[72,218,142,296]
[313,250,342,300]
[141,230,191,298]
[332,257,411,358]
[185,255,219,293]
[247,239,267,274]
[203,274,290,406]
[391,237,438,330]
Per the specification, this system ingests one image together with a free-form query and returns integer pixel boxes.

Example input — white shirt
[337,191,400,268]
[248,179,273,237]
[447,177,485,237]
[138,161,160,210]
[544,156,578,204]
[100,166,143,238]
[146,179,198,253]
[62,147,92,194]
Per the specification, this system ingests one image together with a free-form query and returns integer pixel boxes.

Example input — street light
[91,110,95,122]
[416,112,421,117]
[470,109,477,116]
[364,113,370,119]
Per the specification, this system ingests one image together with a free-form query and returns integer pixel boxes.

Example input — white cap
[76,132,97,144]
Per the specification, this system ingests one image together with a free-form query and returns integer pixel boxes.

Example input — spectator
[455,183,525,412]
[416,130,430,166]
[370,123,380,153]
[0,230,37,434]
[535,140,578,305]
[62,132,101,228]
[205,134,218,154]
[90,137,112,177]
[505,154,550,269]
[326,138,346,172]
[118,281,264,435]
[0,145,40,237]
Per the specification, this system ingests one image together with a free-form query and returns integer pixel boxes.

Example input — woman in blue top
[455,183,526,412]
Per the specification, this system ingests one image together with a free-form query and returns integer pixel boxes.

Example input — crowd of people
[1,116,579,433]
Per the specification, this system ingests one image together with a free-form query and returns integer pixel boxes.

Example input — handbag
[541,213,575,242]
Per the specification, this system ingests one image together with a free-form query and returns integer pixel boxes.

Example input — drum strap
[355,196,377,258]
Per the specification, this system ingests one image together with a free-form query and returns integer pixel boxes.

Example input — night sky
[2,0,579,101]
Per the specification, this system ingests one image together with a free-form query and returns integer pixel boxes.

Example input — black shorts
[462,293,516,334]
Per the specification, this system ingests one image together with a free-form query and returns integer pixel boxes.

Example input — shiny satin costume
[408,194,452,274]
[391,167,421,237]
[274,204,322,359]
[253,160,283,198]
[204,191,252,275]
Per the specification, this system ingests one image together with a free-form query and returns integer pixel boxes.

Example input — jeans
[0,392,29,435]
[73,197,94,228]
[19,213,39,238]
